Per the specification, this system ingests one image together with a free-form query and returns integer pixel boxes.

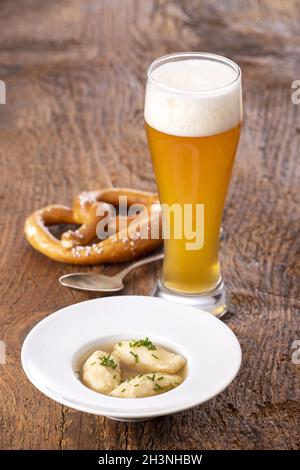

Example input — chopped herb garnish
[113,374,117,379]
[134,384,140,387]
[130,337,156,350]
[157,376,164,381]
[118,342,122,347]
[151,354,159,359]
[147,374,156,382]
[154,383,162,391]
[100,354,117,369]
[90,362,96,366]
[121,388,126,393]
[130,351,139,363]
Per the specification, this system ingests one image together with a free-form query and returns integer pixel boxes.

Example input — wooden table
[0,0,299,450]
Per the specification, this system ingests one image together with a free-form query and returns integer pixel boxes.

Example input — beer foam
[144,58,242,137]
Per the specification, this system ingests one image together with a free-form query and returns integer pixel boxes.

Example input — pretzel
[24,188,162,264]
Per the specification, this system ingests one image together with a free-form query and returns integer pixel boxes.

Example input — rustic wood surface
[0,0,299,450]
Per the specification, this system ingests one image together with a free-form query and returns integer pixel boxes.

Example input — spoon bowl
[59,273,124,292]
[59,252,164,293]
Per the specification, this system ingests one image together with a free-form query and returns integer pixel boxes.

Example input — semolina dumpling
[82,350,121,394]
[113,338,186,374]
[110,372,182,398]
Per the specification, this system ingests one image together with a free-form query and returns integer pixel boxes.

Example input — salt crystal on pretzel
[24,188,162,264]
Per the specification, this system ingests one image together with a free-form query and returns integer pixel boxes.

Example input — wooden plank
[0,0,299,449]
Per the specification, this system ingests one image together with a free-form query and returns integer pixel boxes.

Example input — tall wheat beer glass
[145,53,242,316]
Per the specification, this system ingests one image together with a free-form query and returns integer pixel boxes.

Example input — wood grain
[0,0,299,450]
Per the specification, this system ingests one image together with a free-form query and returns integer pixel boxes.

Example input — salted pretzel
[24,188,162,264]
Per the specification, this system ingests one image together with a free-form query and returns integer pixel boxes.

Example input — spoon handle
[117,252,164,280]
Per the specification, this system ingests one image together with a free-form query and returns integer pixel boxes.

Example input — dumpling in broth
[110,372,182,398]
[82,350,121,394]
[114,339,186,374]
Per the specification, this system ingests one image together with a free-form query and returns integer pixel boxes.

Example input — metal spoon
[59,252,164,292]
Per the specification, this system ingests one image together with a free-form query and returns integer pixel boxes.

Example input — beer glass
[144,53,242,316]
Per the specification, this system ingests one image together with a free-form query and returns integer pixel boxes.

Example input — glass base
[152,279,228,318]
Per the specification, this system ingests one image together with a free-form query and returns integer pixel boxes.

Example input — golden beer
[145,53,242,313]
[146,123,241,293]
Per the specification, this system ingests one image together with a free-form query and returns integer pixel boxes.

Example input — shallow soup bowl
[21,296,242,421]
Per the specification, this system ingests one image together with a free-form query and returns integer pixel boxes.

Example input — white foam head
[144,55,242,137]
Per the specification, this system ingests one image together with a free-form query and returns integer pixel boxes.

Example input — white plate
[21,296,242,421]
